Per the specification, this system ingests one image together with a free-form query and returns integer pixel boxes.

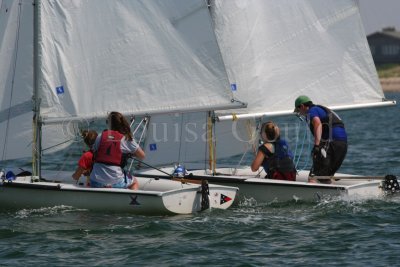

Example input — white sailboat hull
[0,175,238,215]
[135,167,393,204]
[0,0,241,215]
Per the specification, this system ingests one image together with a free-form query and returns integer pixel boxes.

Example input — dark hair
[107,111,133,141]
[303,101,313,107]
[81,130,98,147]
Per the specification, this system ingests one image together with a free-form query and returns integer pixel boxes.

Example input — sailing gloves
[312,145,327,159]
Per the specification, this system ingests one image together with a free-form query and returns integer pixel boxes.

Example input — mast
[32,0,42,178]
[207,111,216,175]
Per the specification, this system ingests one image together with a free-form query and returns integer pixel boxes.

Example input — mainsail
[143,112,255,167]
[144,0,398,169]
[0,0,244,162]
[37,0,242,122]
[210,0,395,120]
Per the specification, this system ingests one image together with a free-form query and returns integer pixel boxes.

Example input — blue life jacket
[259,139,296,178]
[308,105,347,141]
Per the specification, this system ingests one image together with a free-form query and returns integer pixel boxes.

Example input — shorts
[90,175,135,189]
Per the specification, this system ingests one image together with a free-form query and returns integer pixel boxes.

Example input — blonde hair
[261,121,280,142]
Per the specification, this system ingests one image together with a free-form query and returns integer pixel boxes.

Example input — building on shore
[367,27,400,65]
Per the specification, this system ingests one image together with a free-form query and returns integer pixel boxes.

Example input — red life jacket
[95,130,123,166]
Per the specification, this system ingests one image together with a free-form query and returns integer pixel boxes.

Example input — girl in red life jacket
[90,111,145,190]
[72,130,98,185]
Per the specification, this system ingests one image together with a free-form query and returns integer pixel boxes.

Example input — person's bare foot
[308,178,317,183]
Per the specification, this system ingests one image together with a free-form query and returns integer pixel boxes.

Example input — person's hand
[312,144,327,158]
[312,145,321,158]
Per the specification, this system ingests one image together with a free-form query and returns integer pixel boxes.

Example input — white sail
[146,0,397,168]
[0,1,81,161]
[0,0,35,160]
[143,113,255,167]
[37,0,241,123]
[1,0,244,161]
[210,0,395,120]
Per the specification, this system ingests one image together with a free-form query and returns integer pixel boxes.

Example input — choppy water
[1,93,400,266]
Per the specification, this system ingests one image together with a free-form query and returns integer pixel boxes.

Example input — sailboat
[134,0,400,203]
[0,0,243,215]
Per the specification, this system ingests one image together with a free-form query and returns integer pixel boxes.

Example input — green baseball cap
[294,95,311,112]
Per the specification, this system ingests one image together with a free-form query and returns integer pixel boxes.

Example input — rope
[233,119,257,175]
[294,121,306,168]
[177,114,184,164]
[41,139,74,152]
[129,116,135,128]
[128,117,149,172]
[293,120,312,171]
[137,117,149,144]
[232,113,238,121]
[293,121,301,163]
[132,117,145,136]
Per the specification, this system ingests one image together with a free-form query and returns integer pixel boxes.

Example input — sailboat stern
[207,184,239,209]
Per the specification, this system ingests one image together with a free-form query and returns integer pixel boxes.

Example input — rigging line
[234,147,249,175]
[177,114,184,163]
[41,139,74,152]
[301,126,312,171]
[132,118,143,136]
[295,121,307,169]
[293,120,301,163]
[294,120,303,167]
[234,119,256,174]
[128,116,149,172]
[2,0,23,161]
[129,116,135,128]
[295,120,313,171]
[51,143,76,178]
[137,117,149,145]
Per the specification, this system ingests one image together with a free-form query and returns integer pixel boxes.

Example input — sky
[358,0,400,35]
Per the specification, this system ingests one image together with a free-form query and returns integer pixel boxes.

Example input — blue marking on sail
[56,86,65,95]
[149,143,157,151]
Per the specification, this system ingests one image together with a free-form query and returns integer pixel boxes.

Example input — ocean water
[1,93,400,266]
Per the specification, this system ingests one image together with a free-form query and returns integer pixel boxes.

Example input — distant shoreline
[380,77,400,92]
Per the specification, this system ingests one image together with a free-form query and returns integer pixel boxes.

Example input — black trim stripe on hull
[134,173,347,191]
[0,182,162,196]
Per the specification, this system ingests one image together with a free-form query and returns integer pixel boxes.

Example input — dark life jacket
[308,105,345,139]
[95,130,124,166]
[259,139,296,179]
